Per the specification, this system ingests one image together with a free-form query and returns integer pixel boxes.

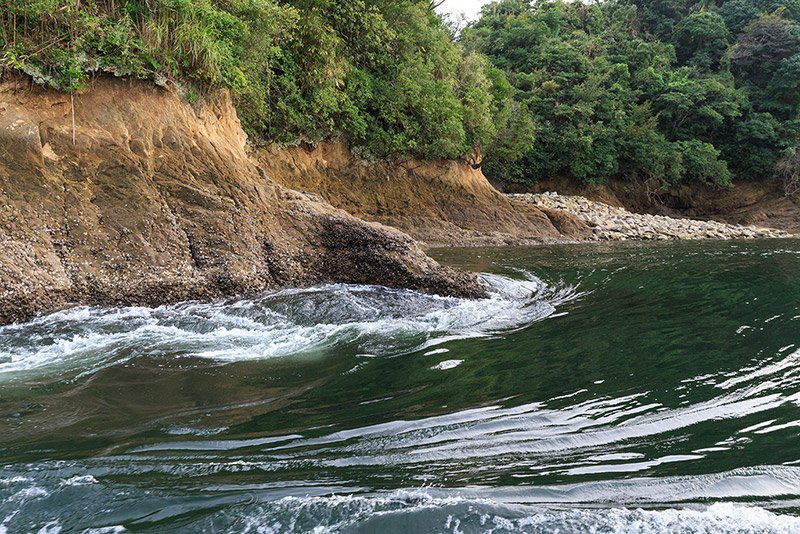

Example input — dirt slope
[257,142,592,246]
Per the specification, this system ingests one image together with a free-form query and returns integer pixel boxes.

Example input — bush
[0,0,520,163]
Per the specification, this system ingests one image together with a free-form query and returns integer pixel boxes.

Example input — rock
[508,192,789,243]
[539,208,594,240]
[0,76,486,325]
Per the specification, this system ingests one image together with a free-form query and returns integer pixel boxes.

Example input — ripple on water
[2,478,800,533]
[3,241,800,532]
[207,494,800,534]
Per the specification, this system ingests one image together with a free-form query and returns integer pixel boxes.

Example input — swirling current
[1,239,800,533]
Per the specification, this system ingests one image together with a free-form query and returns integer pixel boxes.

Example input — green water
[1,239,800,532]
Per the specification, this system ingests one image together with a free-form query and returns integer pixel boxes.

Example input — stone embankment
[510,193,789,241]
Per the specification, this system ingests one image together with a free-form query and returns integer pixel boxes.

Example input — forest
[1,0,798,190]
[463,0,800,189]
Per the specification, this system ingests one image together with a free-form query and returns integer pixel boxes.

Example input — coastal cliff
[0,77,485,325]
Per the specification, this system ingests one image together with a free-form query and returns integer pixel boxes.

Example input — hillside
[258,141,591,246]
[463,0,800,196]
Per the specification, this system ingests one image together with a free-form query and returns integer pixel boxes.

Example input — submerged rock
[0,76,485,325]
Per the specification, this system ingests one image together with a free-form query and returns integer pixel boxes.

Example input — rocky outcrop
[0,76,485,325]
[256,142,591,246]
[520,176,800,234]
[512,193,789,241]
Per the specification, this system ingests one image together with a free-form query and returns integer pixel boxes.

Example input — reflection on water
[1,239,800,532]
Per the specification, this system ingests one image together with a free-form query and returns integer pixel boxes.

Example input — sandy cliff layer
[257,142,592,246]
[0,77,485,325]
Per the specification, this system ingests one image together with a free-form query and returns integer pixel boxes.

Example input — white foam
[205,490,800,534]
[0,273,582,381]
[61,475,98,486]
[506,503,800,533]
[34,521,61,534]
[8,486,49,502]
[431,360,464,370]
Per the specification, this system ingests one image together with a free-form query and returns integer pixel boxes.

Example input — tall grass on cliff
[0,0,533,166]
[0,0,248,89]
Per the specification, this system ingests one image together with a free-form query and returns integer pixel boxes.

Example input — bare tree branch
[776,151,800,197]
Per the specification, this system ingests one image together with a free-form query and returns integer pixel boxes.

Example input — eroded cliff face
[257,142,592,246]
[0,77,484,324]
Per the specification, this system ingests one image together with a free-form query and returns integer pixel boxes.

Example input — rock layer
[0,77,485,325]
[512,193,789,241]
[257,142,591,246]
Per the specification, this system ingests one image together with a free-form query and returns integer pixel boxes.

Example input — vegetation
[462,0,800,188]
[0,0,531,162]
[1,0,797,189]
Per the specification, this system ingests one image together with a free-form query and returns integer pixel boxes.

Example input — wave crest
[0,272,582,381]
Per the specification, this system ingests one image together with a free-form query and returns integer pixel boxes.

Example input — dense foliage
[2,0,797,189]
[0,0,531,162]
[463,0,800,188]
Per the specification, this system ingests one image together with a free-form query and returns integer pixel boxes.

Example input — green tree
[1,0,522,162]
[463,0,799,187]
[730,14,800,87]
[720,0,800,34]
[672,11,731,71]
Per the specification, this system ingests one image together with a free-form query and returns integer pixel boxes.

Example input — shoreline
[1,77,795,326]
[509,193,791,242]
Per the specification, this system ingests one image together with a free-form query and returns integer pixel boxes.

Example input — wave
[2,460,800,532]
[206,492,800,534]
[0,272,583,381]
[3,478,800,533]
[107,339,800,490]
[258,386,794,472]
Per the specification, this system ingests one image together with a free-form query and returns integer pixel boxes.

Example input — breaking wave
[0,272,582,381]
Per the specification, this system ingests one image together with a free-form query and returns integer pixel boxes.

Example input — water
[2,239,800,533]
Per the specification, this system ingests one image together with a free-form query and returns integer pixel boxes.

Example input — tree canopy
[0,0,533,162]
[463,0,800,188]
[2,0,798,189]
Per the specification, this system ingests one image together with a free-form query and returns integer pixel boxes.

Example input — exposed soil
[256,142,592,247]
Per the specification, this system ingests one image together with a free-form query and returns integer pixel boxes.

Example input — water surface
[2,239,800,532]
